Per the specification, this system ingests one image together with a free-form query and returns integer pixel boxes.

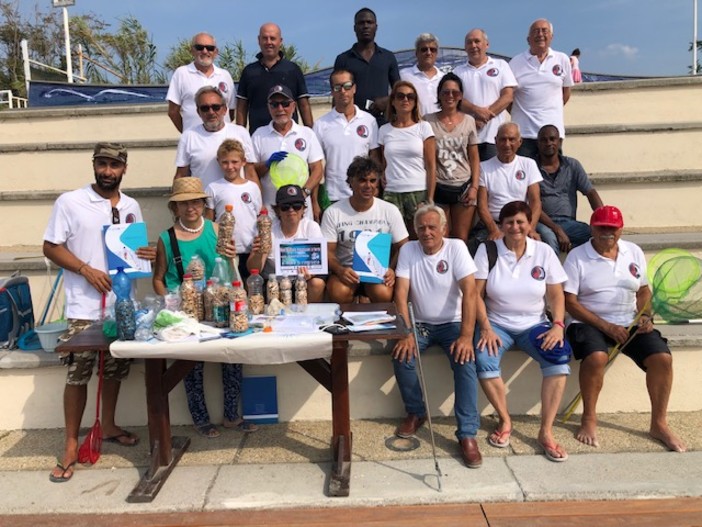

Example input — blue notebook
[242,376,278,424]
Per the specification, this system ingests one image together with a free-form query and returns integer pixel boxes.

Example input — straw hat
[169,177,208,202]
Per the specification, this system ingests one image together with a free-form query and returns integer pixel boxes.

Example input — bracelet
[552,320,565,329]
[77,263,87,275]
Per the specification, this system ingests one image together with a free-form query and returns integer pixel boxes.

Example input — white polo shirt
[205,178,262,253]
[313,106,379,202]
[509,48,573,139]
[175,123,255,189]
[166,62,236,132]
[378,121,435,193]
[475,237,567,332]
[396,238,476,324]
[251,121,324,219]
[43,185,143,321]
[564,239,648,326]
[453,57,518,144]
[399,65,444,117]
[479,155,543,220]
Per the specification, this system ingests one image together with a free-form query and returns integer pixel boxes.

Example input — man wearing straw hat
[563,205,686,452]
[43,143,156,482]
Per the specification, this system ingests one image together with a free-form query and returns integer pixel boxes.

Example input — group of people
[43,9,685,483]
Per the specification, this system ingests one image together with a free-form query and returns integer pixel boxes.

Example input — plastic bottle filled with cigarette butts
[246,269,265,314]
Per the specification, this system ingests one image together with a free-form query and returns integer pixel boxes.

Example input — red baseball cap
[590,206,624,228]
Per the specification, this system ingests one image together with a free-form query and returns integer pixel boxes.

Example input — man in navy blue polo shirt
[334,8,400,126]
[236,23,313,134]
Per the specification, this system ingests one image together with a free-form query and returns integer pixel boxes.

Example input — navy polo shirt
[237,52,310,133]
[538,155,593,219]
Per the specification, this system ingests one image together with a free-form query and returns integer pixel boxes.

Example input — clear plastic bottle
[211,279,230,328]
[229,280,249,332]
[266,273,280,304]
[246,269,265,314]
[212,256,232,286]
[185,254,206,291]
[164,288,181,311]
[113,267,135,340]
[203,279,216,322]
[295,273,308,306]
[280,275,293,306]
[216,204,236,256]
[257,208,273,253]
[180,273,202,320]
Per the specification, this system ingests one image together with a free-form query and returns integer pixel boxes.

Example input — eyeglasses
[198,104,223,113]
[440,89,461,97]
[332,81,355,92]
[279,203,304,211]
[419,46,438,54]
[394,92,417,101]
[111,207,120,225]
[193,44,216,52]
[269,100,293,109]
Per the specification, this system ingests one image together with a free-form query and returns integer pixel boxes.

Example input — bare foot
[650,426,687,452]
[575,416,600,447]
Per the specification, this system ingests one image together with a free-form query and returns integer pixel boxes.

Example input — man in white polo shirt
[43,143,156,483]
[470,122,542,254]
[564,206,686,452]
[167,32,235,133]
[399,33,444,117]
[174,86,258,189]
[392,204,482,468]
[251,85,324,221]
[509,19,573,158]
[454,28,518,161]
[313,69,380,207]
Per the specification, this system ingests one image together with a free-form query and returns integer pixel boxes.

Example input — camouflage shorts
[382,190,427,225]
[60,319,131,386]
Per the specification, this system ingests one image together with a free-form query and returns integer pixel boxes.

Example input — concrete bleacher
[1,76,702,430]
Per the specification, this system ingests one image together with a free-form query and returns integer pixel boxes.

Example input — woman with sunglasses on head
[378,80,436,238]
[247,184,326,302]
[424,73,480,243]
[153,177,258,438]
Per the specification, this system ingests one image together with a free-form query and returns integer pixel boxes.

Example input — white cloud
[602,43,639,59]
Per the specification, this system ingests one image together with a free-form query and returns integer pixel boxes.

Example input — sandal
[539,440,568,462]
[104,430,139,447]
[193,423,220,438]
[49,460,76,483]
[222,418,259,433]
[488,428,512,448]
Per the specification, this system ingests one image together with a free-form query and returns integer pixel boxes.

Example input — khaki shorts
[60,319,131,386]
[383,190,427,225]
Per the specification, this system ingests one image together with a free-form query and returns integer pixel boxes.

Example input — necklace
[178,217,204,234]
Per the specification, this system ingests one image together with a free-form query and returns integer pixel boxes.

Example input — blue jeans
[393,322,480,439]
[474,322,571,379]
[537,217,591,254]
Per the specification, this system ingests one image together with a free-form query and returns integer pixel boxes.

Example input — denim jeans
[537,217,592,254]
[393,322,480,439]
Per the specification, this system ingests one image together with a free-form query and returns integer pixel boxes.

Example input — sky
[20,0,701,77]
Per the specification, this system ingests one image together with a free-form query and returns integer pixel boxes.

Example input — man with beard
[43,143,156,483]
[167,32,235,133]
[175,86,258,188]
[334,8,400,125]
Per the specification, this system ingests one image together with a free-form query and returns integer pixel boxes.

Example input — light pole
[694,0,699,75]
[51,0,75,83]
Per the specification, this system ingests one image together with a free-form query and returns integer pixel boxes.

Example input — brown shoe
[460,437,482,468]
[395,414,427,438]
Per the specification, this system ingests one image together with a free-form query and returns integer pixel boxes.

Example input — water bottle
[203,279,216,322]
[216,204,236,256]
[266,273,280,304]
[257,208,273,253]
[246,269,265,314]
[295,273,308,306]
[185,254,206,291]
[180,273,202,320]
[113,267,136,340]
[280,275,293,306]
[212,256,231,286]
[229,280,249,332]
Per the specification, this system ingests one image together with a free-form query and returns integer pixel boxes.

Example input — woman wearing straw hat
[153,177,258,437]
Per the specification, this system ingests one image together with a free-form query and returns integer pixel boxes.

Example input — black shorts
[434,181,469,206]
[566,323,670,371]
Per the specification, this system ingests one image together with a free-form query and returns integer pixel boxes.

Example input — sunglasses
[269,100,293,109]
[111,207,120,225]
[419,46,438,54]
[193,44,216,52]
[279,203,304,212]
[394,92,417,101]
[332,81,355,92]
[198,104,223,113]
[440,89,462,97]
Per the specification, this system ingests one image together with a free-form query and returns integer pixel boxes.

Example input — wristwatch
[302,187,312,197]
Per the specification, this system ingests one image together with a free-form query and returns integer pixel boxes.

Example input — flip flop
[49,461,76,483]
[193,423,220,438]
[488,428,512,448]
[104,430,139,447]
[539,440,568,462]
[222,418,259,433]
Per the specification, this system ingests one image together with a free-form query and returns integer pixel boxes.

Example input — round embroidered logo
[629,263,641,278]
[294,138,307,151]
[356,125,369,138]
[531,266,546,281]
[286,187,297,195]
[125,213,136,224]
[515,170,526,181]
[241,192,252,204]
[436,260,449,274]
[218,81,229,94]
[486,68,499,77]
[552,65,562,76]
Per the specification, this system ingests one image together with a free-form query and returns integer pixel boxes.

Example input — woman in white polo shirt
[474,200,570,462]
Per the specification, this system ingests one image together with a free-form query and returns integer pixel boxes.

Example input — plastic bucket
[34,321,68,352]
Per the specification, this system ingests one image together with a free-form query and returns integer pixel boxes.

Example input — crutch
[407,302,442,492]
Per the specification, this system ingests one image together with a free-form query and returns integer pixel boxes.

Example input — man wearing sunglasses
[313,69,380,208]
[236,23,313,134]
[399,33,445,117]
[167,32,235,133]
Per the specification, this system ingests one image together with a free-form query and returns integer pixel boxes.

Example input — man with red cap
[562,206,686,452]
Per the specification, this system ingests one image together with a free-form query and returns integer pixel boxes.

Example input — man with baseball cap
[43,143,156,482]
[563,206,686,452]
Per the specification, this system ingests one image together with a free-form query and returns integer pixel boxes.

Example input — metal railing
[0,90,28,109]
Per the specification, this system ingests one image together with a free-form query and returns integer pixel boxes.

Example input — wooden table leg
[328,340,352,497]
